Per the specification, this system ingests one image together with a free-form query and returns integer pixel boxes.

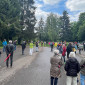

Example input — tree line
[0,0,36,44]
[37,11,85,42]
[0,0,85,43]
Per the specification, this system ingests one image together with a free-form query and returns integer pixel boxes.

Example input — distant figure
[62,44,66,63]
[50,42,53,52]
[13,40,17,50]
[78,44,82,54]
[29,41,34,55]
[80,58,85,85]
[44,41,46,47]
[5,40,14,68]
[21,41,26,55]
[2,39,7,52]
[41,41,43,47]
[0,51,1,57]
[55,42,57,48]
[50,50,62,85]
[59,44,63,54]
[36,42,39,52]
[64,52,80,85]
[72,43,76,54]
[66,43,72,58]
[83,42,85,51]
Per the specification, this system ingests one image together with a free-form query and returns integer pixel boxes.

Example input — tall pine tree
[60,11,72,41]
[37,17,44,41]
[0,0,21,40]
[19,0,36,40]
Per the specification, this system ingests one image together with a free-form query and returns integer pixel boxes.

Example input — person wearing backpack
[80,58,85,85]
[5,40,14,68]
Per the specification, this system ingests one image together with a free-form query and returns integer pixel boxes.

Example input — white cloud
[35,4,49,27]
[43,0,61,5]
[69,13,80,22]
[66,0,85,11]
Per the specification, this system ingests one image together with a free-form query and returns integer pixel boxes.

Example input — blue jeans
[3,46,6,52]
[51,77,58,85]
[80,73,85,85]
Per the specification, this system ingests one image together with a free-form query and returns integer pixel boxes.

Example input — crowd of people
[49,42,85,85]
[0,39,45,68]
[0,40,85,85]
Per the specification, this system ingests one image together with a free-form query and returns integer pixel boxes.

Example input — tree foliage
[0,0,21,40]
[43,13,60,41]
[60,11,72,41]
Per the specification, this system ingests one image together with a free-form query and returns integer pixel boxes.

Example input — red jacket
[62,46,66,56]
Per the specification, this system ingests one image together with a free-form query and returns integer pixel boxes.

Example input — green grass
[0,46,3,48]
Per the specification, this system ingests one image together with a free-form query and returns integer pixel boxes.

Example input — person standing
[62,44,66,63]
[64,52,80,85]
[55,42,57,48]
[50,42,53,52]
[50,50,62,85]
[0,51,1,57]
[36,42,39,52]
[59,44,63,54]
[29,41,34,55]
[83,42,85,51]
[78,44,82,54]
[13,40,17,50]
[41,41,43,47]
[2,39,7,52]
[5,40,14,68]
[66,43,72,58]
[80,58,85,85]
[21,41,26,55]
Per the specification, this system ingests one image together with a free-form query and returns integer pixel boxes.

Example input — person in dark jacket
[5,40,14,68]
[66,43,72,59]
[50,42,53,52]
[21,41,26,55]
[36,42,39,52]
[64,52,80,85]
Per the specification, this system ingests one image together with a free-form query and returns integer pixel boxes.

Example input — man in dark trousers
[66,43,72,59]
[5,40,14,68]
[21,41,26,55]
[50,42,53,52]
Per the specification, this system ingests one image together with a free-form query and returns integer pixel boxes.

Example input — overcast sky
[34,0,85,24]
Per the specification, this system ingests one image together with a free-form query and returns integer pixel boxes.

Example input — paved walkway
[0,47,84,85]
[76,50,85,58]
[3,47,66,85]
[0,46,38,69]
[0,46,42,85]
